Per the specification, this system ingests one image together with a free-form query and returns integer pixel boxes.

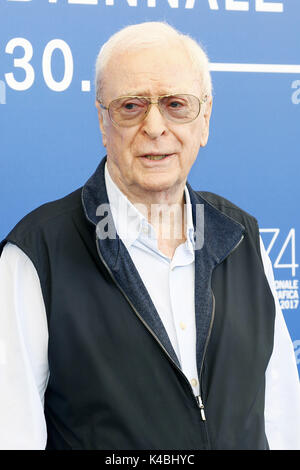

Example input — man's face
[96,43,212,202]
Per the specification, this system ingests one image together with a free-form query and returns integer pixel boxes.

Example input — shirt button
[190,378,198,388]
[141,225,149,235]
[179,322,186,330]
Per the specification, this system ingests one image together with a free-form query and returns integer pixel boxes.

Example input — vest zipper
[94,232,244,428]
[196,291,215,423]
[196,395,206,421]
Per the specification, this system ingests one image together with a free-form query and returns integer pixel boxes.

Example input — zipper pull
[196,395,206,421]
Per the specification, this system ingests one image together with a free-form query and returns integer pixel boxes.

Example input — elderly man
[0,22,300,451]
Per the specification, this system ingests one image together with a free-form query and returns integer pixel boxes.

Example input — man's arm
[0,243,48,449]
[260,237,300,450]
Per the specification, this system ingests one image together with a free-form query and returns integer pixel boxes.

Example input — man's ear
[95,100,107,148]
[199,96,213,148]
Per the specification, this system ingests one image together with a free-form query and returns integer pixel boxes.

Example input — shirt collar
[105,163,195,252]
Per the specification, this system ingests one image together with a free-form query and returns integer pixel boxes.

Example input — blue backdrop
[1,0,300,375]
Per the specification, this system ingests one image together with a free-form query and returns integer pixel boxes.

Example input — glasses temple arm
[97,100,108,110]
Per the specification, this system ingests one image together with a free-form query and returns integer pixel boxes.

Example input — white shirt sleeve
[260,236,300,450]
[0,242,49,450]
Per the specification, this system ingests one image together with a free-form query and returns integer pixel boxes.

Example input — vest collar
[81,156,245,268]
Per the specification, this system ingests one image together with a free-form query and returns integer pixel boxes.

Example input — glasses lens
[109,97,148,127]
[159,95,200,123]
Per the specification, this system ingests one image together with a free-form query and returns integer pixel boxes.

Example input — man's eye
[169,101,183,108]
[124,102,138,110]
[121,100,145,112]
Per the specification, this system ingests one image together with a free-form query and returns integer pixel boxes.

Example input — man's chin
[138,175,183,196]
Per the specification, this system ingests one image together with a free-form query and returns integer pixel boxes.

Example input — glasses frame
[98,93,208,127]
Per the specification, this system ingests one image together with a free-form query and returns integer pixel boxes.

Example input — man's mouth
[144,155,169,161]
[141,154,173,161]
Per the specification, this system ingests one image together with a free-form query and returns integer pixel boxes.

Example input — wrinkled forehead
[100,43,202,102]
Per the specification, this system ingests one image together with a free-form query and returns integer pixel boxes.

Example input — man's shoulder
[196,190,258,227]
[4,187,83,244]
[193,190,261,252]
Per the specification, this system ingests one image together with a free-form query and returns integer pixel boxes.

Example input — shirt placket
[169,246,199,396]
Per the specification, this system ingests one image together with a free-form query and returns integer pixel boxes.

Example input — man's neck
[106,165,188,259]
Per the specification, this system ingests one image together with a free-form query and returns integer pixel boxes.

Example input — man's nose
[141,103,168,139]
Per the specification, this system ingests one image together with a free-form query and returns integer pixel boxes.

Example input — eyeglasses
[98,94,208,127]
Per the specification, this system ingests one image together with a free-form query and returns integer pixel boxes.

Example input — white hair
[95,21,212,101]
